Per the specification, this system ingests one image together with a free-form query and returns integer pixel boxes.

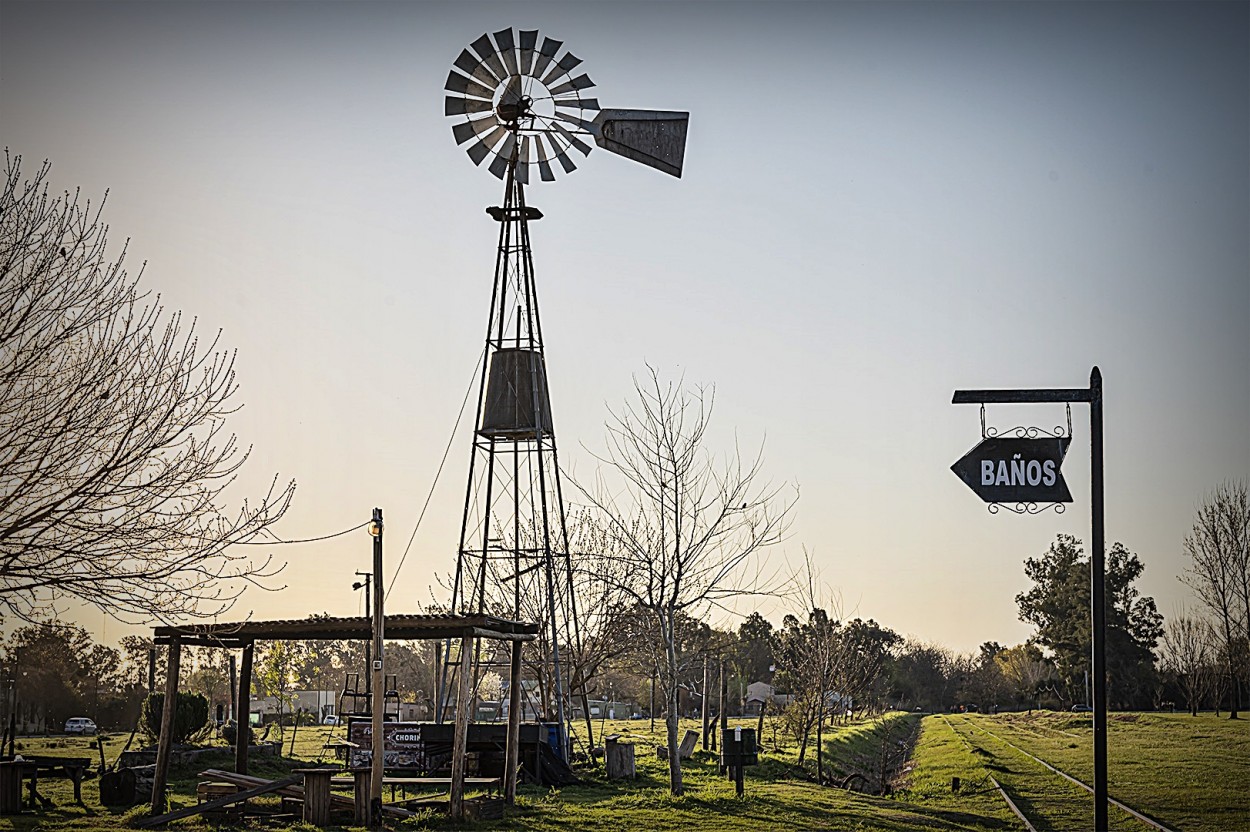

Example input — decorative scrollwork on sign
[985,425,1068,439]
[987,502,1067,515]
[980,403,1072,440]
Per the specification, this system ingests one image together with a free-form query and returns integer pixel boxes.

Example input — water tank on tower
[479,348,553,440]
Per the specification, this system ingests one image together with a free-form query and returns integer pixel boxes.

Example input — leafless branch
[0,153,295,624]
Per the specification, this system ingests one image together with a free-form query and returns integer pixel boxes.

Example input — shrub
[141,692,210,744]
[220,721,254,746]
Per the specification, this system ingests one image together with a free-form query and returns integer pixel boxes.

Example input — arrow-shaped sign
[951,436,1072,504]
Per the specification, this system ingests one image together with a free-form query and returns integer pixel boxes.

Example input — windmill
[438,27,688,757]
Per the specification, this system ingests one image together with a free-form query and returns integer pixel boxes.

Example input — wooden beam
[235,640,254,775]
[135,774,300,828]
[149,636,181,815]
[449,634,473,820]
[504,640,522,804]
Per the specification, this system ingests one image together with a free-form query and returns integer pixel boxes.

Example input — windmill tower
[439,27,688,755]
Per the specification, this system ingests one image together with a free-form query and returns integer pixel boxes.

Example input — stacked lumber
[197,769,417,819]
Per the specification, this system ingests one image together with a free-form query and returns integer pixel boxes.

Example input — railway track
[939,715,1037,832]
[942,715,1178,832]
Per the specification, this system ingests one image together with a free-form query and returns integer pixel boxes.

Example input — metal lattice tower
[437,26,689,756]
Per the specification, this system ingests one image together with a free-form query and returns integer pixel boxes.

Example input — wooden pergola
[150,614,538,821]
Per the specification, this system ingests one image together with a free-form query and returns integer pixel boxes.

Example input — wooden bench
[329,775,502,796]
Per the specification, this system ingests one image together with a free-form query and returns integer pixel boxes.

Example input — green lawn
[0,712,1244,830]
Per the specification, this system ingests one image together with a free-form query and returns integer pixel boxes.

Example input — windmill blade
[444,70,495,101]
[541,52,582,87]
[551,146,577,174]
[534,135,556,182]
[547,73,595,97]
[591,108,689,178]
[555,97,600,111]
[500,74,524,107]
[445,95,493,116]
[466,142,491,166]
[518,29,538,75]
[550,121,591,156]
[454,48,500,87]
[493,132,517,167]
[470,33,510,82]
[552,111,599,135]
[516,136,530,185]
[531,37,562,80]
[452,114,498,145]
[487,129,516,179]
[465,124,509,165]
[493,28,519,77]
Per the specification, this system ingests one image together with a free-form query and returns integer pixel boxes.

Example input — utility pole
[368,509,385,829]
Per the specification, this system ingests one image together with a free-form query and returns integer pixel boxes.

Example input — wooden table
[0,756,90,812]
[330,775,501,794]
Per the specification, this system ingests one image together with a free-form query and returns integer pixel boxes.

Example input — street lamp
[353,572,372,697]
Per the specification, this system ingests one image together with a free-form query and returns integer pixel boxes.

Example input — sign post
[952,367,1106,831]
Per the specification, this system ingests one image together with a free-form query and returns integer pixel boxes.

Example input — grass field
[0,711,1244,830]
[940,711,1250,832]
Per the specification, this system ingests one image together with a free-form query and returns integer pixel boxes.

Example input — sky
[2,1,1247,655]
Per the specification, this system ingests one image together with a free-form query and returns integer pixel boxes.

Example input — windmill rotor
[445,27,689,181]
[445,27,601,181]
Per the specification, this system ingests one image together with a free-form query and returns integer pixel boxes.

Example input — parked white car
[64,717,97,735]
[322,714,339,725]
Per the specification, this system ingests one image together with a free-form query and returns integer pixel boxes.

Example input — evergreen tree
[1016,534,1162,708]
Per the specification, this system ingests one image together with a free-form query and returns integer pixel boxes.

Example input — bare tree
[1181,481,1250,718]
[0,154,295,624]
[1160,612,1216,716]
[574,367,795,794]
[995,643,1056,713]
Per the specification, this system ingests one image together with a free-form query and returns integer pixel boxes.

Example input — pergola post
[149,636,181,815]
[504,639,523,804]
[450,633,474,820]
[235,640,254,774]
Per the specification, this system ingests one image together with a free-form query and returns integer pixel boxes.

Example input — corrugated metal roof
[152,613,539,646]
